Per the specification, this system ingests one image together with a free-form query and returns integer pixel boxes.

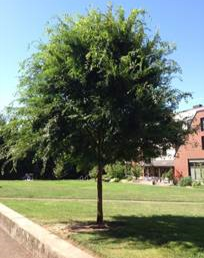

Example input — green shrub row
[178,177,202,187]
[89,162,143,182]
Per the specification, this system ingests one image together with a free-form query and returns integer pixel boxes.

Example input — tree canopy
[1,6,189,223]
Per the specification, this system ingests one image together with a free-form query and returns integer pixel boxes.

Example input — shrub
[131,164,142,179]
[103,176,111,182]
[179,176,192,187]
[127,175,133,181]
[91,162,142,181]
[105,162,126,180]
[192,181,201,187]
[124,163,132,177]
[162,169,174,182]
[89,166,97,179]
[102,174,111,182]
[173,177,178,185]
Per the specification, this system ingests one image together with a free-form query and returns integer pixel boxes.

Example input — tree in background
[0,115,6,172]
[2,6,190,224]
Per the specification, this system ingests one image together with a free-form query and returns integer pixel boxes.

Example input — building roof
[175,105,204,123]
[144,104,204,168]
[144,160,174,167]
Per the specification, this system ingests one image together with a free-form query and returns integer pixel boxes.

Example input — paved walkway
[0,196,203,204]
[0,228,33,258]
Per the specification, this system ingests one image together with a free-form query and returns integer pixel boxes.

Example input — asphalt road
[0,227,33,258]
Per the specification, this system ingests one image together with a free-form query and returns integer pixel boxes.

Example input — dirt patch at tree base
[44,222,109,239]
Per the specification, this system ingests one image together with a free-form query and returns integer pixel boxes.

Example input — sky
[0,0,204,112]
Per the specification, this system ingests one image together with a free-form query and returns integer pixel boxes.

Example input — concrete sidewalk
[0,227,32,258]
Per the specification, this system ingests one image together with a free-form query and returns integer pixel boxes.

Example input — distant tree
[4,6,190,224]
[0,114,17,178]
[0,110,54,179]
[0,112,36,178]
[0,114,5,159]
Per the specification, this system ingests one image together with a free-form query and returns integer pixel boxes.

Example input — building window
[202,136,204,150]
[189,160,204,180]
[201,118,204,131]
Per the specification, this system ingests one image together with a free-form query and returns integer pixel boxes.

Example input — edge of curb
[0,203,94,258]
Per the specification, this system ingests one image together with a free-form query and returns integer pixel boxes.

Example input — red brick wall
[174,110,204,178]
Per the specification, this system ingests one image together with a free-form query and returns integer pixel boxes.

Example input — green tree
[6,6,190,224]
[0,114,6,159]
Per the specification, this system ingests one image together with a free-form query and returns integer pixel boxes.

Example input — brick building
[174,105,204,179]
[144,105,204,180]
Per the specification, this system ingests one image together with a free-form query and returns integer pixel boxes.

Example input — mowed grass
[1,180,204,258]
[0,180,204,202]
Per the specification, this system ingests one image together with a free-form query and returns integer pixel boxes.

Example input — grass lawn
[0,180,204,258]
[0,179,204,202]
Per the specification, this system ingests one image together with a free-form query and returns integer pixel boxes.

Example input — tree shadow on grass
[74,215,204,252]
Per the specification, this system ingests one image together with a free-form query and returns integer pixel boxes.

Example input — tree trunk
[97,164,103,225]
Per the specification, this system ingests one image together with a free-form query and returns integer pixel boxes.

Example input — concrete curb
[0,203,94,258]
